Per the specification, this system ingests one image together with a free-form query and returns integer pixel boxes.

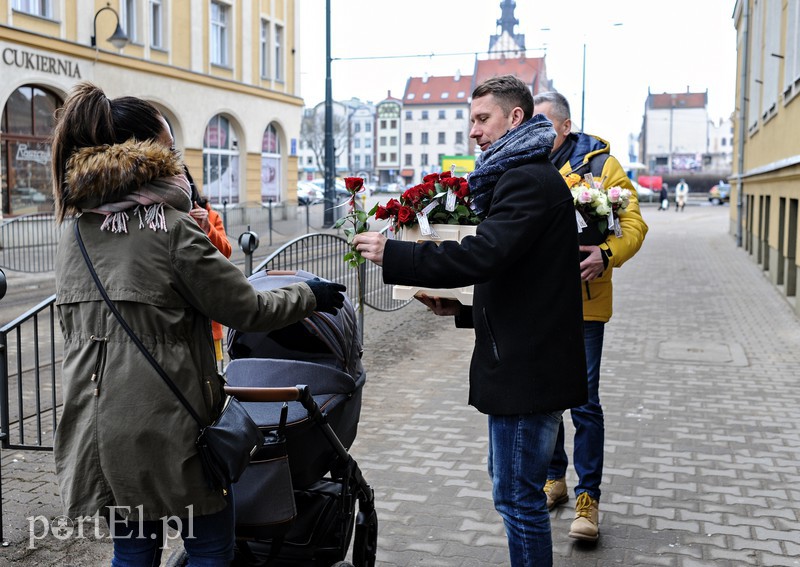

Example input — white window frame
[784,0,800,102]
[203,115,240,205]
[13,0,53,18]
[274,23,284,81]
[261,123,281,203]
[260,18,270,78]
[761,0,781,121]
[748,0,763,133]
[122,0,138,44]
[150,0,163,48]
[210,1,230,66]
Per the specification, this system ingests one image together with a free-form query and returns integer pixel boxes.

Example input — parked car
[708,182,731,205]
[297,181,324,205]
[375,182,405,193]
[629,180,654,200]
[310,178,350,201]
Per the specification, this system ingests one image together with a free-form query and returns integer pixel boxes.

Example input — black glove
[305,277,347,314]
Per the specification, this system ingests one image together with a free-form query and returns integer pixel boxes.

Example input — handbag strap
[73,219,205,428]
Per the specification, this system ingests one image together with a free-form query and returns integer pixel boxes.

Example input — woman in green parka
[51,82,346,566]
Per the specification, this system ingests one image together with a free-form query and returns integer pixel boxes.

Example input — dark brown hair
[51,82,165,222]
[472,75,534,121]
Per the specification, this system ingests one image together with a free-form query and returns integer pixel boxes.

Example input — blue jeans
[110,495,235,567]
[488,411,563,567]
[548,320,605,501]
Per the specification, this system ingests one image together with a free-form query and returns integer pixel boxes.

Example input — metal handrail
[0,213,64,273]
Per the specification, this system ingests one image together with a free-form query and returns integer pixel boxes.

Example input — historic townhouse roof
[472,57,550,94]
[403,74,474,106]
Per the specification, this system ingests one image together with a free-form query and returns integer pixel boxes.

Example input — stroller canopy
[227,269,363,379]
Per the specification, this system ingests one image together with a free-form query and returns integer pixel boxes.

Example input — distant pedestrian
[675,178,689,211]
[659,186,669,211]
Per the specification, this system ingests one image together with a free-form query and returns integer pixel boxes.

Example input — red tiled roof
[473,57,549,94]
[648,92,707,109]
[402,75,473,106]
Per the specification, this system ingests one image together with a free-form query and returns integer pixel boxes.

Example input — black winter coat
[383,158,588,415]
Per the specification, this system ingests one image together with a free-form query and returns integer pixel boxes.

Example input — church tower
[488,0,526,59]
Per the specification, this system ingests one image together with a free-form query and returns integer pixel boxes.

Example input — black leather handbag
[74,219,263,493]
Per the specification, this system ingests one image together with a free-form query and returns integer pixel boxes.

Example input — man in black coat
[354,75,587,567]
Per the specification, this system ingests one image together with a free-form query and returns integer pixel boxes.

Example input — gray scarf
[468,115,556,218]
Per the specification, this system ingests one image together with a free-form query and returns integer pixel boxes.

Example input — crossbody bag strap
[73,218,205,427]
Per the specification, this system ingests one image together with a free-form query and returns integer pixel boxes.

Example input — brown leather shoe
[569,492,599,541]
[543,477,568,510]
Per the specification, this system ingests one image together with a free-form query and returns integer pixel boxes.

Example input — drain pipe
[735,0,750,248]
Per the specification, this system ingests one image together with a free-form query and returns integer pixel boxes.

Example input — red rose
[402,185,426,206]
[397,206,416,225]
[374,205,390,220]
[385,198,401,214]
[423,173,440,183]
[441,177,460,189]
[440,171,452,179]
[456,181,470,199]
[344,177,364,192]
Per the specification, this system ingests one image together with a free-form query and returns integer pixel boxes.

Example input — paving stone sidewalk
[2,203,800,566]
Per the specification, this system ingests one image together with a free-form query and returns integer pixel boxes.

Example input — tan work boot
[543,477,568,510]
[569,492,599,541]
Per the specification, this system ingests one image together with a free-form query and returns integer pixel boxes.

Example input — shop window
[261,123,281,202]
[1,85,61,216]
[202,114,239,205]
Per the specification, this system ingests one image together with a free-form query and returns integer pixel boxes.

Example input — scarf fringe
[99,205,168,233]
[134,204,168,232]
[100,211,130,234]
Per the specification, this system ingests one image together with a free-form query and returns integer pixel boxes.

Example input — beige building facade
[1,0,303,219]
[732,0,800,314]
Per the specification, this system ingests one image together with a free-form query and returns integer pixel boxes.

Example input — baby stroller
[168,269,377,567]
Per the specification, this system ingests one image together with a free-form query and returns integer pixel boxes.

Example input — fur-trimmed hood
[59,139,184,213]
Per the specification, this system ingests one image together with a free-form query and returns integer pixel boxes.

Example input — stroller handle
[225,385,306,403]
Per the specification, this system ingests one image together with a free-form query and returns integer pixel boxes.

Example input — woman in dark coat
[51,82,344,566]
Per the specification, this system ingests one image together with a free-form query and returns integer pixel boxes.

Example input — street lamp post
[323,0,335,227]
[580,23,622,132]
[91,2,128,49]
[668,93,676,174]
[580,43,586,132]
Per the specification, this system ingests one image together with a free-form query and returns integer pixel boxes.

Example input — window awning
[400,169,415,177]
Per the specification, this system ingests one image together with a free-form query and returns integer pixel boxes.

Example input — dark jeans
[547,320,605,501]
[489,410,563,567]
[110,493,235,567]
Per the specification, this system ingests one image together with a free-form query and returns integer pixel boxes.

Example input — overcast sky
[297,0,738,161]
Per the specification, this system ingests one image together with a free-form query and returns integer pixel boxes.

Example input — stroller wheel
[164,549,188,567]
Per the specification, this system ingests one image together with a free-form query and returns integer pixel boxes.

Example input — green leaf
[333,217,347,229]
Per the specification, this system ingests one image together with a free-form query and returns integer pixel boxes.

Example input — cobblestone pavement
[2,202,800,566]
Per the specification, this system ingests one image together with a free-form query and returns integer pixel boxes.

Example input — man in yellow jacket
[534,91,648,542]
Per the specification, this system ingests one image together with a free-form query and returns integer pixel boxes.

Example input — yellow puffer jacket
[557,137,648,322]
